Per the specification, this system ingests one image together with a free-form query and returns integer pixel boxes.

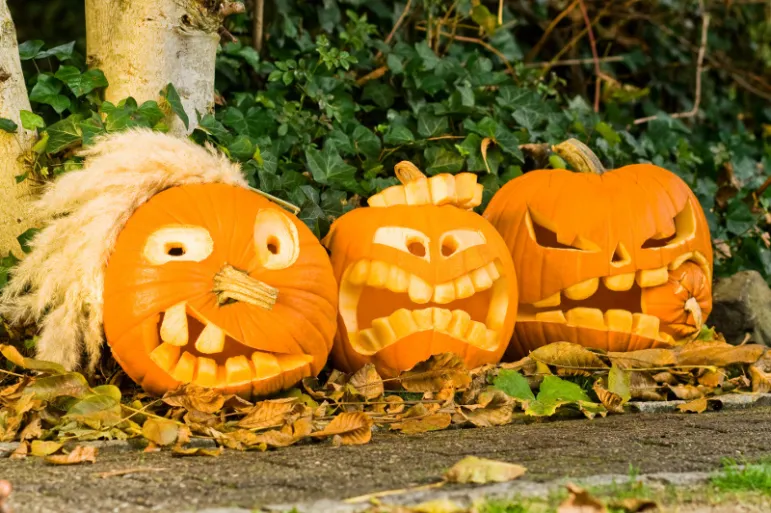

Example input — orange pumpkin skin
[484,163,713,357]
[324,202,518,379]
[103,183,337,397]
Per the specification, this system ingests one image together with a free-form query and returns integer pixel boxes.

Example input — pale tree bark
[0,0,33,256]
[85,0,244,135]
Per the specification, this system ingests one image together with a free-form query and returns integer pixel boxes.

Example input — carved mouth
[516,251,711,343]
[148,302,313,389]
[339,259,510,355]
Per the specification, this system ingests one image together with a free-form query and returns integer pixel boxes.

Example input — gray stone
[710,270,771,346]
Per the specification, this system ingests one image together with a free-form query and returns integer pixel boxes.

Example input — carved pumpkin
[323,163,518,378]
[483,139,713,358]
[103,183,338,397]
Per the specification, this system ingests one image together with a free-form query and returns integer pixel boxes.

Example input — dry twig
[252,0,265,53]
[577,0,603,112]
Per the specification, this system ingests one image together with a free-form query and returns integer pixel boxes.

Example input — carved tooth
[659,332,675,344]
[632,313,661,339]
[668,252,694,271]
[274,354,314,372]
[486,280,509,331]
[465,321,487,347]
[195,323,226,354]
[387,266,410,293]
[160,302,188,347]
[469,266,493,291]
[171,351,197,383]
[532,292,561,308]
[404,179,431,205]
[485,262,501,281]
[390,308,418,339]
[484,330,498,350]
[604,310,633,333]
[636,267,669,288]
[413,308,434,331]
[371,317,397,348]
[428,174,456,205]
[565,307,606,330]
[251,352,282,379]
[225,355,254,384]
[535,310,567,324]
[448,310,471,339]
[149,342,181,372]
[349,260,371,285]
[382,185,406,206]
[367,261,390,288]
[564,278,599,300]
[433,308,453,331]
[355,329,380,354]
[432,281,456,304]
[603,273,636,292]
[193,357,219,387]
[408,275,433,304]
[454,274,475,299]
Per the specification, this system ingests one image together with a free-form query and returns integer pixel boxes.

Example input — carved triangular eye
[642,199,696,249]
[525,208,599,252]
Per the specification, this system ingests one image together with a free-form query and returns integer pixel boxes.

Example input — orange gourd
[323,162,518,378]
[483,139,713,358]
[103,183,338,397]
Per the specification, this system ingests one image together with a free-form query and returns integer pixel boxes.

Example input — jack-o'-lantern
[103,183,338,397]
[323,162,518,378]
[0,130,337,398]
[483,139,713,358]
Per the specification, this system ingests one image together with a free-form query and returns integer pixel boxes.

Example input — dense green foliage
[6,0,771,282]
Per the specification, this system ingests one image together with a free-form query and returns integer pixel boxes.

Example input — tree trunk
[0,0,33,256]
[85,0,240,135]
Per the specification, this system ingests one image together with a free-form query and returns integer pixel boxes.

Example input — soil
[3,407,771,512]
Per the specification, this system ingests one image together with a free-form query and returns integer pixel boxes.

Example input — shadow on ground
[3,407,771,512]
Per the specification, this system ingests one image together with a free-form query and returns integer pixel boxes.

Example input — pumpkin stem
[551,138,606,175]
[395,161,426,184]
[248,187,301,215]
[213,264,278,310]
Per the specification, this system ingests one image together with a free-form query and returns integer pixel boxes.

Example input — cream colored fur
[0,129,247,372]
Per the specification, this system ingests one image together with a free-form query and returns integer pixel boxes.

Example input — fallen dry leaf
[558,483,607,513]
[608,348,676,369]
[531,342,608,371]
[459,389,514,427]
[162,385,228,413]
[18,415,42,441]
[311,411,373,445]
[750,363,771,393]
[610,497,659,512]
[669,384,705,400]
[142,418,180,446]
[349,364,384,400]
[9,441,28,460]
[45,445,97,465]
[675,341,765,367]
[678,396,708,414]
[237,398,299,429]
[391,413,451,434]
[697,369,725,388]
[171,445,224,457]
[30,440,63,457]
[592,381,624,413]
[444,456,526,484]
[400,353,471,392]
[412,498,466,513]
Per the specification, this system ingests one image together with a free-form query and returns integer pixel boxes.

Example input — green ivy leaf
[424,146,464,175]
[29,74,71,114]
[351,125,381,160]
[17,228,39,253]
[726,201,756,235]
[37,41,76,61]
[54,67,108,97]
[384,125,415,145]
[18,40,45,60]
[305,146,357,190]
[493,370,536,402]
[20,111,45,131]
[417,112,448,138]
[45,114,84,153]
[536,375,593,403]
[0,118,18,133]
[161,83,189,129]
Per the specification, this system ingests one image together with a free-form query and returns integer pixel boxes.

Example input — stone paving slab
[1,406,770,512]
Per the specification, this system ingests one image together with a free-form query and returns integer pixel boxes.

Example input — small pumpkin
[323,162,518,378]
[104,183,338,397]
[483,139,713,357]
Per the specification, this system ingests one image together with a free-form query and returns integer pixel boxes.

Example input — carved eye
[642,199,697,249]
[525,208,599,252]
[254,209,300,270]
[373,226,431,261]
[439,229,486,257]
[143,226,214,265]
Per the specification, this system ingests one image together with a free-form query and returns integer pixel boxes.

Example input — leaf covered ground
[0,327,769,464]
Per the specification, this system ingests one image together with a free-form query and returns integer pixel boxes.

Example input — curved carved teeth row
[349,307,498,355]
[524,308,669,341]
[347,259,501,305]
[159,301,226,354]
[149,343,313,386]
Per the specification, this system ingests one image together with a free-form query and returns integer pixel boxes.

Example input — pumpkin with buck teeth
[483,139,713,358]
[103,183,338,397]
[323,162,518,378]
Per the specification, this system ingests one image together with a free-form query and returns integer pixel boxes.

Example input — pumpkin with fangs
[103,183,338,398]
[484,139,713,358]
[323,162,518,378]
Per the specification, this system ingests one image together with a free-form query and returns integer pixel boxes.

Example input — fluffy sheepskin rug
[0,129,247,372]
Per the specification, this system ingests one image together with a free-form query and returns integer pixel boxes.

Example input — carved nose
[610,242,631,267]
[212,264,278,310]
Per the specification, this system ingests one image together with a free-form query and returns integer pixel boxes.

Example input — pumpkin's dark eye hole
[407,239,427,257]
[266,236,280,255]
[526,209,599,252]
[441,236,458,257]
[166,244,186,257]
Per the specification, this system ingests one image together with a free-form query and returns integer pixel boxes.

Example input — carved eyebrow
[525,207,600,252]
[372,226,431,261]
[642,199,696,249]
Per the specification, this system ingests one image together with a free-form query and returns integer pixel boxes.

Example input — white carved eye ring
[143,226,214,265]
[254,208,300,270]
[373,226,431,261]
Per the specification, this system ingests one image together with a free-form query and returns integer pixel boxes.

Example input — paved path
[3,407,771,512]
